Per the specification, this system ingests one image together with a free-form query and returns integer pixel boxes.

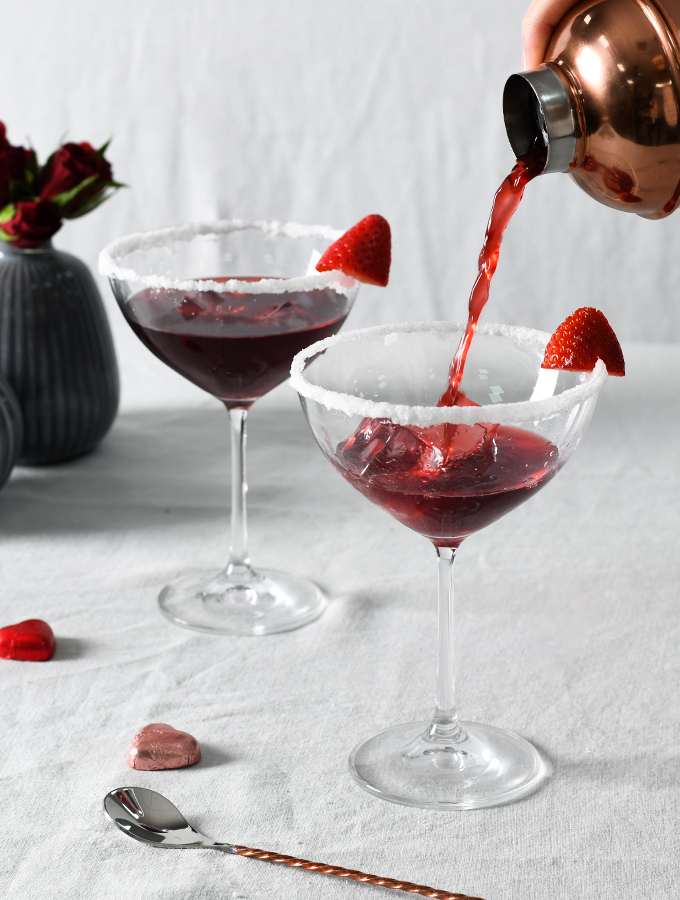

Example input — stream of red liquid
[438,140,547,407]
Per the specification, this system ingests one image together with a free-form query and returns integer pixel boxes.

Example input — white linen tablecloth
[1,342,678,899]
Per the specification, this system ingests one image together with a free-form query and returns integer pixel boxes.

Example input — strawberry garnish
[316,214,391,286]
[542,307,625,376]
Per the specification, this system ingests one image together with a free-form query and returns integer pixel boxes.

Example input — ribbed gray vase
[0,373,22,489]
[0,242,119,464]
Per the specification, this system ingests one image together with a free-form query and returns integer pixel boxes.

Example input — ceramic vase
[0,242,119,464]
[0,373,22,489]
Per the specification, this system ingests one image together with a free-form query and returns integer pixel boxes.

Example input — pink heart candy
[128,723,201,771]
[0,619,56,661]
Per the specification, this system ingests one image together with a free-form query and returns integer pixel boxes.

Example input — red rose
[0,122,36,209]
[1,200,62,249]
[39,142,113,216]
[0,123,33,180]
[0,157,12,210]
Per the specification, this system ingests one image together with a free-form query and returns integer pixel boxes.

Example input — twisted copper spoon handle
[234,845,485,900]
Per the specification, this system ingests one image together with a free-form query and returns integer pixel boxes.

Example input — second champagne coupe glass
[100,221,358,636]
[291,321,607,809]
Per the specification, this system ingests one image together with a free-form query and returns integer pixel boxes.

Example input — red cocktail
[292,321,606,809]
[335,417,558,547]
[126,282,350,407]
[100,221,358,635]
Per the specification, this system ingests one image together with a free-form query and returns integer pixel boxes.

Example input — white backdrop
[2,0,679,404]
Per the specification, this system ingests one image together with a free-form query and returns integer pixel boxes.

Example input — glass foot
[349,720,549,810]
[158,566,326,636]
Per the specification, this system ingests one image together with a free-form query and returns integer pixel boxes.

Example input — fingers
[522,0,582,68]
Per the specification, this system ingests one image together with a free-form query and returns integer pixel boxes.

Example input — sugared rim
[290,320,608,426]
[98,219,356,295]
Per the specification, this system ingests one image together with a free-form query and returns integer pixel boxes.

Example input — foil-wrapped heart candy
[128,723,201,770]
[0,619,56,661]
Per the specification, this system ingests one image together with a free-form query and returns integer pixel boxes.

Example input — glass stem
[428,547,464,743]
[226,407,252,575]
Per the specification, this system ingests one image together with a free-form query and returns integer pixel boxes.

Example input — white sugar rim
[290,321,608,426]
[98,219,356,295]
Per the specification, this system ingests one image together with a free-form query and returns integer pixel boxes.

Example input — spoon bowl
[104,786,235,850]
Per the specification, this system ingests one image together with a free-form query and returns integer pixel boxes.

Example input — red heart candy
[0,619,56,661]
[128,723,201,771]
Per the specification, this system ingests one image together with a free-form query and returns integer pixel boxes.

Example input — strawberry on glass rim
[542,307,625,376]
[316,214,391,286]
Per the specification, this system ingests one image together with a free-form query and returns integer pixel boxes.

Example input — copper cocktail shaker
[503,0,680,217]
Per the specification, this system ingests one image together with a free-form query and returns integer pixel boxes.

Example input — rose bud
[39,142,115,218]
[0,158,12,210]
[0,122,37,208]
[0,200,62,249]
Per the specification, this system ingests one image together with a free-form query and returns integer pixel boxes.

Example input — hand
[522,0,582,68]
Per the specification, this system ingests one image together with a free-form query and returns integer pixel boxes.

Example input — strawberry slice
[316,214,391,286]
[542,307,625,376]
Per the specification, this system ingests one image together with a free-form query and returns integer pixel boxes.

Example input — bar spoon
[104,786,484,900]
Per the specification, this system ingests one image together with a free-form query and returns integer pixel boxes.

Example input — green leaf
[0,205,17,243]
[49,174,99,210]
[0,204,16,224]
[62,186,119,219]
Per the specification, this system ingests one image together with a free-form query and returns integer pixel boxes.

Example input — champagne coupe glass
[291,321,607,809]
[99,221,358,636]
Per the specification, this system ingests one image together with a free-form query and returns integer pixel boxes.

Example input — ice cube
[247,298,295,321]
[176,294,205,319]
[177,290,235,319]
[339,418,444,478]
[423,421,499,481]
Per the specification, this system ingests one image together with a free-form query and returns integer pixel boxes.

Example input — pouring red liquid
[440,138,547,406]
[335,140,551,548]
